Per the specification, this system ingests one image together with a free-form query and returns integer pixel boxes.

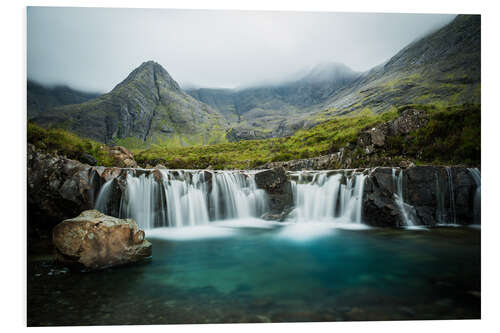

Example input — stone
[154,164,167,169]
[370,124,390,147]
[80,152,97,166]
[52,210,152,270]
[391,109,429,135]
[399,160,415,168]
[107,146,138,168]
[254,168,293,213]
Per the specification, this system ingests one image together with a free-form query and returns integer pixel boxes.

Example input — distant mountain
[27,81,101,118]
[186,62,360,139]
[31,61,227,147]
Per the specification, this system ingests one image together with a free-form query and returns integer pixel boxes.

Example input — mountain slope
[27,80,101,119]
[31,61,227,147]
[188,15,480,140]
[318,14,480,117]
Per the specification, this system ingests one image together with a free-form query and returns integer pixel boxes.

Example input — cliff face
[31,61,227,146]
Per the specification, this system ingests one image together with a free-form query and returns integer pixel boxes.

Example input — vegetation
[133,103,480,169]
[394,103,480,165]
[27,122,114,166]
[28,103,480,169]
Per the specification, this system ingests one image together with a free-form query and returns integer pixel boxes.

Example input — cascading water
[94,178,114,214]
[119,172,166,230]
[445,167,457,225]
[210,171,268,220]
[391,168,416,227]
[94,169,268,230]
[289,171,366,223]
[467,168,481,223]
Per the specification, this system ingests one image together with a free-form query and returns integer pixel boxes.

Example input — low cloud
[27,7,455,92]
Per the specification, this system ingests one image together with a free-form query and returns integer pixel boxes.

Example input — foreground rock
[52,210,152,270]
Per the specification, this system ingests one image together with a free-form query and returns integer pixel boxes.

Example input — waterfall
[445,167,457,225]
[94,178,114,213]
[289,171,366,223]
[119,172,166,230]
[94,169,268,230]
[392,168,416,227]
[467,168,481,223]
[210,171,268,220]
[159,170,210,228]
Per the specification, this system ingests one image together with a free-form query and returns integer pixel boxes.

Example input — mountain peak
[112,60,181,94]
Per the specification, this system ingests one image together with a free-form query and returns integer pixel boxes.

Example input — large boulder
[52,210,152,270]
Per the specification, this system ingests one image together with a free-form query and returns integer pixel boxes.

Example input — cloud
[27,7,455,92]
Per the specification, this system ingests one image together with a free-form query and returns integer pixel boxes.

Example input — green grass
[28,103,480,169]
[27,122,114,166]
[133,108,400,169]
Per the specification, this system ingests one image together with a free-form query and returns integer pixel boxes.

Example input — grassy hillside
[27,122,115,166]
[133,103,480,169]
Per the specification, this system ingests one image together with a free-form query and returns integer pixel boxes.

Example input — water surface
[27,221,480,326]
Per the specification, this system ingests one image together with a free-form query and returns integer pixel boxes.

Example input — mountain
[186,62,360,139]
[318,14,480,117]
[29,15,480,146]
[27,80,101,118]
[31,61,227,147]
[189,14,480,140]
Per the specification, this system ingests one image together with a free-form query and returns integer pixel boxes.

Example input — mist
[27,7,456,93]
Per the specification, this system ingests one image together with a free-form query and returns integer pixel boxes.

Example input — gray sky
[27,7,456,92]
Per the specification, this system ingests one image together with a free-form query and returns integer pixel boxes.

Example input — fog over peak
[27,7,455,93]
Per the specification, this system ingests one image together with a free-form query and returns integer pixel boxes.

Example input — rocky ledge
[28,143,479,235]
[362,166,480,227]
[257,108,429,170]
[52,210,151,270]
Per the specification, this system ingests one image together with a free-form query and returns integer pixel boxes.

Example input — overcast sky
[27,7,455,92]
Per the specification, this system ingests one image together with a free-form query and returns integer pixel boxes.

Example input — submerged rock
[52,210,151,270]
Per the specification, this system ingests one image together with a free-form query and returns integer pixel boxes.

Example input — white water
[391,168,416,227]
[467,168,481,223]
[93,167,480,231]
[97,169,268,229]
[289,171,367,224]
[94,178,114,213]
[445,167,457,225]
[210,171,268,220]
